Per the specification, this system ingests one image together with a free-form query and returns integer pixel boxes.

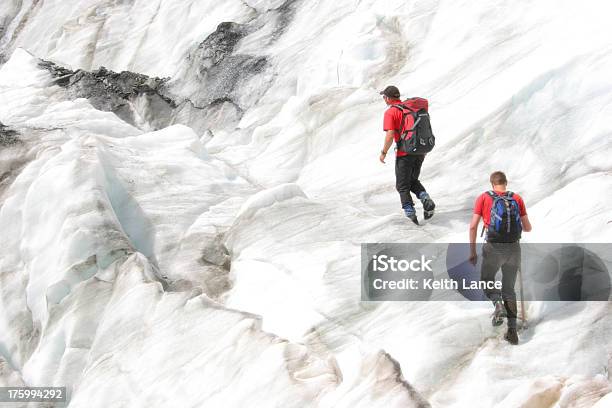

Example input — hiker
[379,85,435,225]
[468,171,532,345]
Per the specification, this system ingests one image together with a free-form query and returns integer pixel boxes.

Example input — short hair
[490,171,507,185]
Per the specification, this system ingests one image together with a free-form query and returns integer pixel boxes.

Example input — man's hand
[379,151,387,163]
[469,251,478,266]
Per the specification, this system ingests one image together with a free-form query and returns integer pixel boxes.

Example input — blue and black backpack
[486,191,522,243]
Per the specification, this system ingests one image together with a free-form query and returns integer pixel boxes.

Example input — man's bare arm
[521,215,532,232]
[379,130,395,163]
[469,214,481,245]
[383,130,395,152]
[469,214,481,264]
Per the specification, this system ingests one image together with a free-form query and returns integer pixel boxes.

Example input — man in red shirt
[469,171,532,345]
[379,85,435,225]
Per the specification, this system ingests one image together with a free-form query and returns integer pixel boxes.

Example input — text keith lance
[372,278,502,290]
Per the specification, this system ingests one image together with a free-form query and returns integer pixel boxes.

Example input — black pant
[395,154,426,207]
[480,242,521,328]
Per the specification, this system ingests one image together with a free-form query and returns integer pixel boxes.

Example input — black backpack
[485,191,523,243]
[391,103,435,154]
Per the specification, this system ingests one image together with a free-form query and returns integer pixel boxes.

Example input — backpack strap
[391,104,414,139]
[391,104,416,117]
[390,105,407,133]
[486,190,503,230]
[488,190,513,201]
[505,191,522,224]
[409,115,422,132]
[390,104,417,140]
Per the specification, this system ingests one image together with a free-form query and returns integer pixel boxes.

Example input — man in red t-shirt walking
[469,171,532,345]
[379,85,435,225]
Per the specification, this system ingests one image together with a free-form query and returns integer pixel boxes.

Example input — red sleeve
[383,108,398,131]
[473,194,485,216]
[516,195,527,216]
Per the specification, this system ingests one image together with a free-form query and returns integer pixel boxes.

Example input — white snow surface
[1,1,612,407]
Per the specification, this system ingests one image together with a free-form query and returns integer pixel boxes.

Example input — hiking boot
[403,204,419,225]
[504,327,519,345]
[491,300,506,326]
[407,214,419,225]
[419,192,436,220]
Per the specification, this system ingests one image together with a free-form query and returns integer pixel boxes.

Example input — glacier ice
[1,0,612,407]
